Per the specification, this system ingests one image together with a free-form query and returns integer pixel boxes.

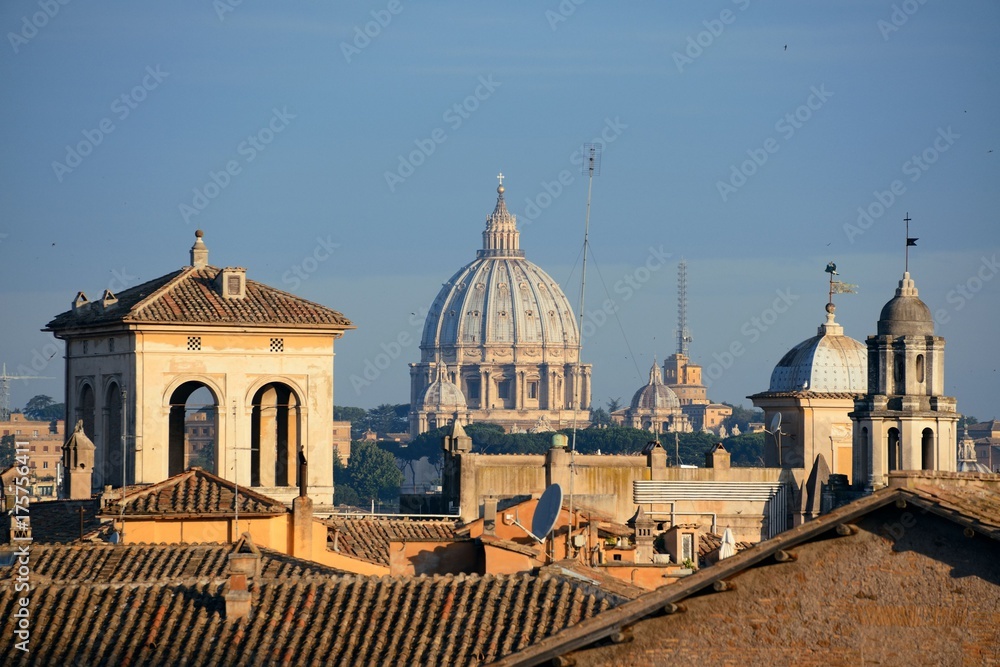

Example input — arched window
[859,427,870,487]
[915,354,925,384]
[887,427,901,472]
[78,384,96,443]
[100,383,125,488]
[251,383,300,487]
[921,428,934,470]
[169,383,219,477]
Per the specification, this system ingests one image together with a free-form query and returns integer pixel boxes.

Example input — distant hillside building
[44,231,354,503]
[611,361,691,434]
[662,353,731,432]
[0,414,64,499]
[410,178,591,436]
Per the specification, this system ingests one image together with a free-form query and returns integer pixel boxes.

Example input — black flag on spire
[907,237,918,246]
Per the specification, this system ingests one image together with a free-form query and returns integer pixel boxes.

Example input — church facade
[409,179,592,436]
[45,231,354,503]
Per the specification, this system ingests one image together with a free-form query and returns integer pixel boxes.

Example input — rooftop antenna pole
[570,143,601,552]
[119,388,127,544]
[233,399,239,541]
[676,260,690,357]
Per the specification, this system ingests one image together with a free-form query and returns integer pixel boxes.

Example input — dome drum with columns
[409,177,592,436]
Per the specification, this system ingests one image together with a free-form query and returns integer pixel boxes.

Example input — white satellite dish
[769,412,782,433]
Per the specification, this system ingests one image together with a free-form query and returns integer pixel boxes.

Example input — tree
[23,395,64,422]
[721,432,765,466]
[334,405,369,439]
[958,415,979,429]
[343,441,404,502]
[606,397,622,413]
[722,403,763,433]
[590,406,612,427]
[362,403,409,437]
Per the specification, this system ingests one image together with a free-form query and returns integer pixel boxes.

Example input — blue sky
[1,1,997,419]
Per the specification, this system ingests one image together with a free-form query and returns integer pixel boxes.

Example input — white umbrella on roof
[719,527,737,560]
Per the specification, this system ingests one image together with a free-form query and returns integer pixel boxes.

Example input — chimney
[226,533,261,621]
[73,292,89,311]
[190,230,209,268]
[646,441,667,480]
[291,452,313,559]
[62,420,96,500]
[483,496,498,536]
[632,506,655,564]
[546,434,571,489]
[706,442,730,470]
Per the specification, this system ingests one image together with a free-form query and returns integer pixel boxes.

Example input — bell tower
[851,271,958,490]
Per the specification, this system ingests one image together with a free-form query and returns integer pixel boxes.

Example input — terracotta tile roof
[541,560,649,600]
[698,532,755,558]
[325,517,459,566]
[747,390,861,400]
[0,499,104,544]
[45,266,352,331]
[492,478,1000,666]
[904,483,1000,540]
[104,467,289,518]
[13,542,347,584]
[0,544,622,666]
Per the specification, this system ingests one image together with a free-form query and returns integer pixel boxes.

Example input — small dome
[877,273,933,336]
[769,306,867,393]
[422,369,467,410]
[631,362,680,410]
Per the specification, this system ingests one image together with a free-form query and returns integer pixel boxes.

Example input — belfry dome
[877,272,934,337]
[769,304,867,393]
[420,183,579,351]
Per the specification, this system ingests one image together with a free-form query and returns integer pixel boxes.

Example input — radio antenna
[569,143,601,552]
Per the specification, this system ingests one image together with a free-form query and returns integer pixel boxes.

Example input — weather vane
[825,262,857,308]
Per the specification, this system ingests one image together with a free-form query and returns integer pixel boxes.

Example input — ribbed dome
[420,184,579,350]
[422,370,467,410]
[630,363,681,410]
[877,272,934,336]
[769,306,867,393]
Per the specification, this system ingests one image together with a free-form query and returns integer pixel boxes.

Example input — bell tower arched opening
[250,383,301,488]
[168,383,219,477]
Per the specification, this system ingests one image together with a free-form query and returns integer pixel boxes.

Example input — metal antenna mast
[0,363,55,421]
[569,143,601,553]
[676,260,690,357]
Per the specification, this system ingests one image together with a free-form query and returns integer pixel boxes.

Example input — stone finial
[190,229,209,268]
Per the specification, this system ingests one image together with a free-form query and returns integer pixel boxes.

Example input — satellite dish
[769,413,782,433]
[531,483,563,541]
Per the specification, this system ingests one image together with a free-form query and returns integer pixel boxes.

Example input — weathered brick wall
[572,505,1000,666]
